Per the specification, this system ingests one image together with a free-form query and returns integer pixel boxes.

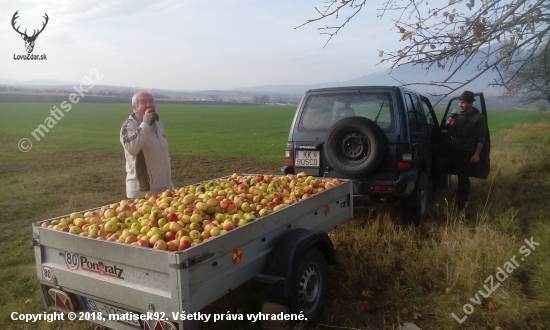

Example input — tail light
[285,142,294,165]
[373,185,394,192]
[398,153,412,170]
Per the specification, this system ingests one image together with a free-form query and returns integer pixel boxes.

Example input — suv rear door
[403,92,432,174]
[440,92,490,179]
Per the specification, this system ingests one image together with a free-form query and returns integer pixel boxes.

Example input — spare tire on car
[324,116,387,178]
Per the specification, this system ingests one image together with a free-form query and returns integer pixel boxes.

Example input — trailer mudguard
[260,228,336,299]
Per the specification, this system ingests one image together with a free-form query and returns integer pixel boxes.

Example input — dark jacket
[452,108,487,153]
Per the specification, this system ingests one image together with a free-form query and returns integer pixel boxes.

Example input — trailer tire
[285,248,327,324]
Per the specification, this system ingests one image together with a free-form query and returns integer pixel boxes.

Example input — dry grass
[2,123,550,330]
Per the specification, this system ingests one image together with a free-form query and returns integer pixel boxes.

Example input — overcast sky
[0,0,404,91]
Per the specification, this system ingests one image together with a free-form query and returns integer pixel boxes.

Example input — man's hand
[143,110,159,126]
[471,142,483,163]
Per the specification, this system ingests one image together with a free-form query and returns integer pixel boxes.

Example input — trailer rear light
[397,161,412,170]
[373,185,394,192]
[143,319,177,330]
[47,288,76,312]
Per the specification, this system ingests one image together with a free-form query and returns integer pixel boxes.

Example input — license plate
[82,297,141,327]
[295,150,320,167]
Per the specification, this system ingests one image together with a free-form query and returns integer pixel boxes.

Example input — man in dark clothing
[434,91,488,209]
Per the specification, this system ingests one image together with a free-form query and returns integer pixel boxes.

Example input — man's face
[458,100,473,113]
[133,94,156,118]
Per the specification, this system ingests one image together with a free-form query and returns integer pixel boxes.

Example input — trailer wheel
[286,248,327,324]
[401,171,428,225]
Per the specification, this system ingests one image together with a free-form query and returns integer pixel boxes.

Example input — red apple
[165,231,176,242]
[178,239,192,251]
[153,239,167,250]
[136,239,150,248]
[166,240,179,252]
[222,220,235,231]
[175,228,190,240]
[167,212,178,222]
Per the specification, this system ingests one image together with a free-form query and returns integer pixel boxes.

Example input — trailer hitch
[170,252,214,270]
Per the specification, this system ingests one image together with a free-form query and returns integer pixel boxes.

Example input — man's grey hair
[131,91,153,108]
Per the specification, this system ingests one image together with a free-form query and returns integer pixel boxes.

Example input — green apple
[104,221,118,233]
[131,222,142,232]
[169,222,182,233]
[124,217,137,228]
[189,230,201,240]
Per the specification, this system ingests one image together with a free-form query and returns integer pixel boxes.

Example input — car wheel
[324,116,387,177]
[401,171,428,225]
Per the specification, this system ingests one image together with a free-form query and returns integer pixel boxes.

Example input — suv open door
[439,92,490,179]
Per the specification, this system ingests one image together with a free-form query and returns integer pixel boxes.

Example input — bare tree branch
[298,0,550,100]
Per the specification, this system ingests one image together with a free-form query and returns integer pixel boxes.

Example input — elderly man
[434,90,488,209]
[120,91,173,198]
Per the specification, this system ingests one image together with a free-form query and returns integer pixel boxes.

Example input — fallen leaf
[412,311,423,320]
[362,289,374,298]
[401,307,409,316]
[487,301,497,310]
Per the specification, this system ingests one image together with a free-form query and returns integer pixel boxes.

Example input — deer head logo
[12,11,49,54]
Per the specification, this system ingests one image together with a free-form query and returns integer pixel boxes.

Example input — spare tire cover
[324,116,387,177]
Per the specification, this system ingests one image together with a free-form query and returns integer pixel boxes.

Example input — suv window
[298,92,395,132]
[405,93,428,132]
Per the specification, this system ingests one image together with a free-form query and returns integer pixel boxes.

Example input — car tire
[324,116,387,177]
[285,248,327,325]
[401,171,428,225]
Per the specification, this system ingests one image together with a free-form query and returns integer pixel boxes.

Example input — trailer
[32,175,353,330]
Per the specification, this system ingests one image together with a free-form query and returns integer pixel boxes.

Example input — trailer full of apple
[39,173,342,251]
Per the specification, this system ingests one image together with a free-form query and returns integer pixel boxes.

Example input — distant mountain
[236,44,505,101]
[237,66,502,97]
[0,44,510,106]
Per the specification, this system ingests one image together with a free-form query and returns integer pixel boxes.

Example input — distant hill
[0,43,524,108]
[235,44,507,104]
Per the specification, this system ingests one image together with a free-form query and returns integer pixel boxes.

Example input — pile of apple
[40,173,341,251]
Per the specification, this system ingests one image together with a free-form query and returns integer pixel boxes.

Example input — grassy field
[0,102,549,330]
